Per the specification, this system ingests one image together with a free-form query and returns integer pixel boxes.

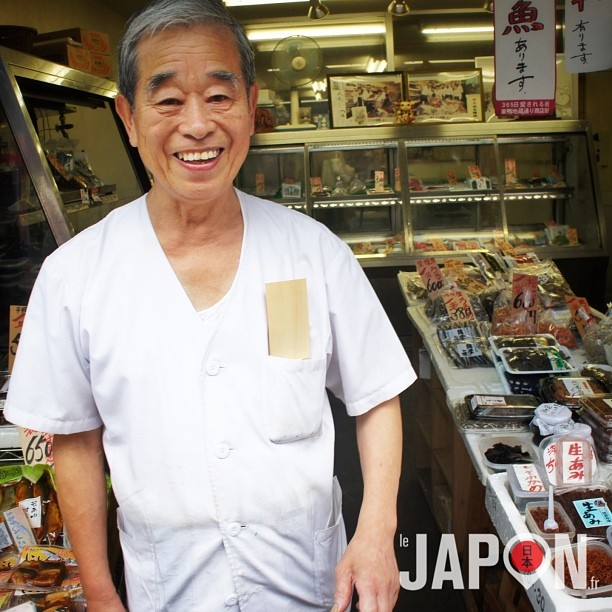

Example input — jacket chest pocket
[262,356,327,443]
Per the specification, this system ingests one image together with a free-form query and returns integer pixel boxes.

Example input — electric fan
[270,35,323,129]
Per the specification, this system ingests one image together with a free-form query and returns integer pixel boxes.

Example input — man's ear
[115,94,138,148]
[248,83,259,136]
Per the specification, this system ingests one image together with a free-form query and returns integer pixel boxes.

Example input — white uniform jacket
[6,190,416,611]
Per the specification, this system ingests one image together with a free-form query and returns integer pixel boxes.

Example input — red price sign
[18,428,54,466]
[416,257,446,297]
[442,290,476,322]
[511,273,538,332]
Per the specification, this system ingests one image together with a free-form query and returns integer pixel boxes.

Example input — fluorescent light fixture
[428,58,475,64]
[421,26,494,35]
[421,25,494,42]
[403,60,424,66]
[225,0,302,6]
[246,23,386,41]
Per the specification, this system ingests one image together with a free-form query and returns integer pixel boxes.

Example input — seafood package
[436,321,493,368]
[489,334,559,355]
[466,393,539,421]
[498,346,577,375]
[540,376,609,408]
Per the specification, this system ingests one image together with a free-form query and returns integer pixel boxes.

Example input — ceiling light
[421,25,494,42]
[308,0,330,20]
[387,0,410,17]
[246,23,386,42]
[428,58,475,64]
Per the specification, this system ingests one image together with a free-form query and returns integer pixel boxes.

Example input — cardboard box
[35,27,110,54]
[90,52,113,80]
[33,41,92,73]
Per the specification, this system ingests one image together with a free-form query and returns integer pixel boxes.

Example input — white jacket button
[227,522,242,536]
[225,594,238,607]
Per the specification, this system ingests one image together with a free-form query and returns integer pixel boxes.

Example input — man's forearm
[355,395,403,537]
[53,428,121,606]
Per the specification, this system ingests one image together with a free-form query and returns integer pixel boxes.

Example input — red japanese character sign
[416,257,447,298]
[494,0,556,118]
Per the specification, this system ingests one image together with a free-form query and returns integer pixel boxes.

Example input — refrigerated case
[239,120,607,305]
[0,46,150,370]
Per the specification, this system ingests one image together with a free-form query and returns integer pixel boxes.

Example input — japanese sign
[572,497,612,528]
[565,0,612,73]
[494,0,557,117]
[416,257,447,297]
[511,273,539,333]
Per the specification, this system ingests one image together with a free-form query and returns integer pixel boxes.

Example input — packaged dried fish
[436,321,493,368]
[466,393,539,421]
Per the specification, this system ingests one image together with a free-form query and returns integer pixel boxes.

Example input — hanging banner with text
[565,0,612,73]
[494,0,557,118]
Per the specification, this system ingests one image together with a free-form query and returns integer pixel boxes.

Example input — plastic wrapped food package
[512,260,574,309]
[424,289,489,324]
[540,376,609,408]
[436,321,493,368]
[466,393,539,421]
[498,347,577,375]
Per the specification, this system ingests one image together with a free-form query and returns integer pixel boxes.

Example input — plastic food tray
[498,346,577,375]
[525,500,576,547]
[555,540,612,598]
[540,376,609,408]
[506,463,549,512]
[489,333,559,356]
[479,434,538,471]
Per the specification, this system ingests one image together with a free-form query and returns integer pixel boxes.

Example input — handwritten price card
[18,428,54,466]
[442,290,476,323]
[511,273,539,332]
[416,257,446,298]
[566,296,597,339]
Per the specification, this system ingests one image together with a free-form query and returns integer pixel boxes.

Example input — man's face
[116,24,258,208]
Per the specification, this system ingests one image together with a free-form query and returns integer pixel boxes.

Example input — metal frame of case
[246,120,607,267]
[0,45,150,246]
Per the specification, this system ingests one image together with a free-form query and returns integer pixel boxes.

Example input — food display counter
[402,290,612,610]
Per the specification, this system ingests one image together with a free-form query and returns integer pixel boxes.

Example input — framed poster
[406,69,484,124]
[327,72,404,128]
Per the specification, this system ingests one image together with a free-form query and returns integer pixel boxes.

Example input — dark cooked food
[491,335,558,351]
[581,365,612,391]
[484,441,532,465]
[8,559,66,587]
[501,347,574,373]
[580,396,612,428]
[467,394,539,420]
[540,377,608,407]
[555,487,612,538]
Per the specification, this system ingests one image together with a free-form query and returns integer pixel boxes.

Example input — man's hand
[333,527,399,611]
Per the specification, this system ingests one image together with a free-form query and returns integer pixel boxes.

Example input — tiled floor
[332,383,469,611]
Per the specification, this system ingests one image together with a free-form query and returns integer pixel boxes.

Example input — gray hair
[117,0,256,107]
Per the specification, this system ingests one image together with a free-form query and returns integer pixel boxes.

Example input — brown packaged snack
[540,376,608,408]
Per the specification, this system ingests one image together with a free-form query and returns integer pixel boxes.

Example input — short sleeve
[323,242,416,415]
[4,258,102,434]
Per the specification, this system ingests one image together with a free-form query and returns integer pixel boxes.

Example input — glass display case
[242,119,605,262]
[0,46,150,370]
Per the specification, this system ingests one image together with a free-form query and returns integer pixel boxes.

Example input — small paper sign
[374,170,385,192]
[18,428,54,467]
[416,257,446,297]
[566,295,597,338]
[310,177,323,194]
[512,464,546,493]
[255,172,265,195]
[442,290,477,323]
[572,498,612,529]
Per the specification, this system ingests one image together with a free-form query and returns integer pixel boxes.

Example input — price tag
[416,257,446,297]
[374,170,385,192]
[542,439,596,486]
[394,167,401,192]
[8,305,27,374]
[442,290,476,322]
[17,428,54,466]
[504,158,517,184]
[511,273,538,332]
[566,296,597,338]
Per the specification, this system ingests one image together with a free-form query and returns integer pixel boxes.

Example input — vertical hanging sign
[494,0,557,118]
[565,0,612,73]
